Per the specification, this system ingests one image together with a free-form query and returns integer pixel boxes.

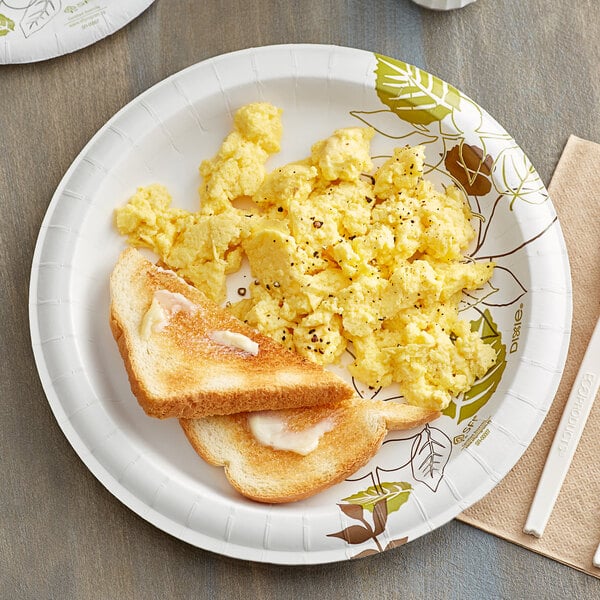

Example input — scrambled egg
[114,102,496,410]
[115,103,282,301]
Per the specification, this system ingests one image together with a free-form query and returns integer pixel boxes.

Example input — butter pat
[153,289,197,314]
[248,412,335,455]
[210,330,259,355]
[140,289,197,339]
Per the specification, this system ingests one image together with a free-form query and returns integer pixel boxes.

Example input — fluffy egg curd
[115,102,496,411]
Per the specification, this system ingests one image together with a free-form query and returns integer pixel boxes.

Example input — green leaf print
[0,14,15,36]
[374,54,461,125]
[343,481,412,514]
[444,309,507,423]
[492,147,548,209]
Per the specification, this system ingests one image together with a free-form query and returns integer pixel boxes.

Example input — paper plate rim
[29,43,572,565]
[0,0,155,64]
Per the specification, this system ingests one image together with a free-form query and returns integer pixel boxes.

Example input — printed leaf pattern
[480,266,527,307]
[444,309,507,423]
[351,548,380,559]
[375,54,461,125]
[372,497,389,536]
[338,502,364,520]
[0,14,15,36]
[444,143,492,196]
[492,147,547,209]
[350,110,439,144]
[328,483,412,555]
[385,537,408,550]
[20,0,61,38]
[328,524,374,545]
[473,194,557,261]
[350,538,408,560]
[461,266,527,310]
[410,425,452,492]
[343,481,412,514]
[328,498,389,547]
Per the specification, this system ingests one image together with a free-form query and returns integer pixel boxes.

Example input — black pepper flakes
[313,220,323,229]
[237,287,247,296]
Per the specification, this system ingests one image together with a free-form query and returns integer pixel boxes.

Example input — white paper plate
[29,44,571,564]
[0,0,154,64]
[411,0,476,10]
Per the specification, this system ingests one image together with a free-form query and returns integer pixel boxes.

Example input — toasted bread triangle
[180,398,440,503]
[109,248,354,418]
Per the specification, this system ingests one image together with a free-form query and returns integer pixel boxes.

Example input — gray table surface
[2,0,600,598]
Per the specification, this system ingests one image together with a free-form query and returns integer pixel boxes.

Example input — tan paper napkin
[457,135,600,578]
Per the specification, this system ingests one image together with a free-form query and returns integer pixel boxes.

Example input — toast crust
[180,399,440,503]
[109,248,354,418]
